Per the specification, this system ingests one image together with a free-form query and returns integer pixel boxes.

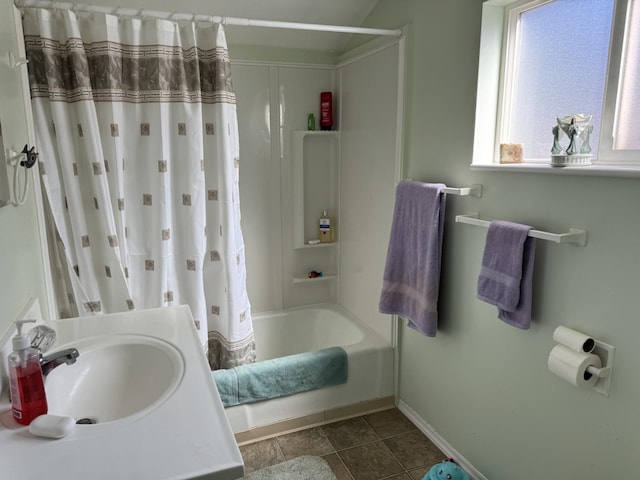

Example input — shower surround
[233,39,403,342]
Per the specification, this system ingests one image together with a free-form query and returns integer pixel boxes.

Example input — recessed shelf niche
[291,130,340,249]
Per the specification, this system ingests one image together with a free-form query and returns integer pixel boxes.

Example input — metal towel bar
[455,213,587,246]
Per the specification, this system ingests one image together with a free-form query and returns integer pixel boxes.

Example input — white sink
[45,335,184,424]
[0,306,243,480]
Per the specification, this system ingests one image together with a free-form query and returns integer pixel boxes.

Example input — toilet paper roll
[553,326,595,353]
[548,344,602,388]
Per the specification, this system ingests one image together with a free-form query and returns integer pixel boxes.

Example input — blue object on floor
[423,460,470,480]
[212,346,348,407]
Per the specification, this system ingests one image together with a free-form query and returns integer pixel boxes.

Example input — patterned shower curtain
[22,7,255,369]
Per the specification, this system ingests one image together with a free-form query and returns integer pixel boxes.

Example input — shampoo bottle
[320,92,333,131]
[8,319,48,425]
[319,210,334,243]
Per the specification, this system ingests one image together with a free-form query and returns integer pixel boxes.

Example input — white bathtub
[223,303,394,435]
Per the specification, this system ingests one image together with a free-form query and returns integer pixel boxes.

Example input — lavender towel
[379,181,446,337]
[477,221,536,329]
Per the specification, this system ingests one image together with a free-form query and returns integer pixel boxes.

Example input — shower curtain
[22,7,255,369]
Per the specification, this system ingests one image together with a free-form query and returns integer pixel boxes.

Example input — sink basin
[45,334,184,424]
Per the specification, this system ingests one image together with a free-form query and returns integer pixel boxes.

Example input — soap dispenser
[8,319,48,425]
[319,210,334,243]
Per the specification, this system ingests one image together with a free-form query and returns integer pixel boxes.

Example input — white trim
[398,400,488,480]
[391,33,406,399]
[336,37,404,69]
[472,2,506,166]
[336,28,408,68]
[232,59,336,70]
[393,34,406,186]
[471,162,640,178]
[267,65,285,312]
[18,0,402,37]
[600,0,636,162]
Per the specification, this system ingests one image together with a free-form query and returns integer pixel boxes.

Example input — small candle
[499,143,523,163]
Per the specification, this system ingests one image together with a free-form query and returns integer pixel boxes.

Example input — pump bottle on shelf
[8,319,48,425]
[319,210,334,243]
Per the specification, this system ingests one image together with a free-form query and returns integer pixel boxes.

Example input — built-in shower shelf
[294,242,338,250]
[293,274,337,284]
[294,130,339,137]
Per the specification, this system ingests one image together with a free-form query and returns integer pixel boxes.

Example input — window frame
[600,0,636,163]
[472,0,640,175]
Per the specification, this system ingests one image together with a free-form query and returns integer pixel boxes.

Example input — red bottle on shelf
[320,91,333,131]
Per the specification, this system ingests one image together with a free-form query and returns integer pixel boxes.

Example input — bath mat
[243,456,337,480]
[213,346,348,407]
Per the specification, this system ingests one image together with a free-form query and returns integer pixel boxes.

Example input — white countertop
[0,305,244,480]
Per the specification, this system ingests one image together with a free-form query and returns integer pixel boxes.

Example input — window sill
[471,162,640,178]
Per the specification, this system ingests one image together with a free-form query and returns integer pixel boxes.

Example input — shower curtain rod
[18,0,402,37]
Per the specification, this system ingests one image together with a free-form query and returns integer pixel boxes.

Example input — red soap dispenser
[8,319,48,425]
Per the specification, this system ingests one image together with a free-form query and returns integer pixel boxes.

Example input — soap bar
[29,414,76,439]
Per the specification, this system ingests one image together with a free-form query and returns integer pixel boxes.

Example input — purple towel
[477,221,536,329]
[379,181,446,337]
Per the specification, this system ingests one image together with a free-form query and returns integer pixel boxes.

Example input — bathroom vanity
[0,305,244,480]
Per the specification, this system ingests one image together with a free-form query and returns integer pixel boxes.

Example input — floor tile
[276,426,335,460]
[383,430,443,471]
[238,412,446,480]
[239,438,285,474]
[322,416,379,451]
[408,466,430,479]
[338,440,404,480]
[363,408,417,438]
[322,452,354,480]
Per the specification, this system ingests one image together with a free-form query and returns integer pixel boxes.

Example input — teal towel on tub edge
[212,346,348,408]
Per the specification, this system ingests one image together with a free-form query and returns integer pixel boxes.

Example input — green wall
[361,1,639,478]
[0,0,50,337]
[0,186,48,334]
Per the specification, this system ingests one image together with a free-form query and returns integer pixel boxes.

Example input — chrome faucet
[39,348,80,377]
[27,325,79,376]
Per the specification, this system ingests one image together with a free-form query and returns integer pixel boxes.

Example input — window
[473,0,640,171]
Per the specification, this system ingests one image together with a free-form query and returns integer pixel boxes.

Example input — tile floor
[239,408,446,480]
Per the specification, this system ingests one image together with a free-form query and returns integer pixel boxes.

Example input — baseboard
[235,396,396,445]
[397,400,487,480]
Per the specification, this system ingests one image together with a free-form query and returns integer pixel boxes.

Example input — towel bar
[405,180,482,197]
[455,213,587,246]
[443,184,482,197]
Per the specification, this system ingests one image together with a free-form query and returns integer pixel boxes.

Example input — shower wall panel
[233,63,336,313]
[337,43,402,343]
[233,64,282,313]
[277,67,337,310]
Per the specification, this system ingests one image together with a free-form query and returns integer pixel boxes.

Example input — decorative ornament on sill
[551,114,593,167]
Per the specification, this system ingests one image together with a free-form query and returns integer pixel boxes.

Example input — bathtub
[222,303,394,436]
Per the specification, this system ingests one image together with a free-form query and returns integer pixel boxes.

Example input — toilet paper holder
[550,326,615,397]
[584,363,611,380]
